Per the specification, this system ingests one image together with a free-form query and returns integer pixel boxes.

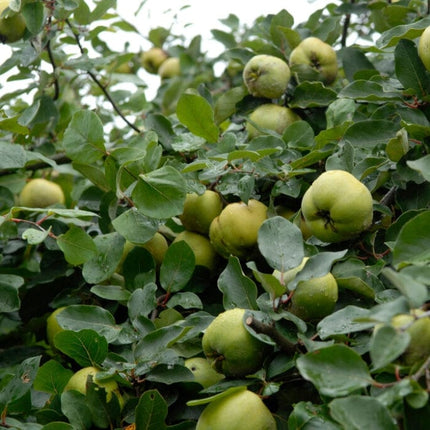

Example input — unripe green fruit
[140,47,168,74]
[0,1,26,43]
[158,57,180,79]
[173,230,218,272]
[246,104,300,139]
[301,170,373,243]
[196,388,276,430]
[209,199,268,259]
[202,308,269,377]
[180,190,223,235]
[418,26,430,71]
[64,366,123,407]
[243,54,291,99]
[46,306,66,347]
[19,178,65,208]
[391,310,430,367]
[289,37,338,84]
[274,258,338,321]
[289,272,338,321]
[184,357,225,388]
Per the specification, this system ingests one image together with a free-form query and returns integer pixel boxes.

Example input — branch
[245,315,297,355]
[65,20,142,134]
[341,0,355,48]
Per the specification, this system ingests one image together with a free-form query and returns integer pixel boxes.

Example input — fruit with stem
[289,37,338,84]
[243,54,291,99]
[202,308,269,377]
[301,170,373,243]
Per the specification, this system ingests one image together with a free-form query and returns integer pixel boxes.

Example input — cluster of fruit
[140,46,181,79]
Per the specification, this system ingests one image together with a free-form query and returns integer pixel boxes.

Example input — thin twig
[65,19,142,134]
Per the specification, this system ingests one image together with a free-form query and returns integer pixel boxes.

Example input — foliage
[0,0,430,429]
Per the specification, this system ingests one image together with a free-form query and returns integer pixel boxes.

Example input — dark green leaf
[82,232,125,284]
[395,39,430,98]
[135,389,168,430]
[54,329,108,367]
[160,241,195,293]
[176,92,219,142]
[56,305,119,343]
[63,110,106,163]
[391,211,430,269]
[57,225,97,265]
[407,154,430,181]
[258,216,304,272]
[296,344,372,397]
[60,390,92,430]
[290,81,337,108]
[217,256,258,310]
[34,360,74,395]
[369,324,410,371]
[0,142,26,169]
[0,356,41,410]
[330,395,397,430]
[112,209,159,245]
[132,166,187,219]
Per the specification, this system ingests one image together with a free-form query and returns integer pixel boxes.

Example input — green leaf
[386,128,409,162]
[395,39,430,98]
[369,325,410,371]
[63,110,106,163]
[22,227,50,245]
[296,344,372,397]
[288,401,341,430]
[57,225,97,265]
[247,261,286,300]
[187,386,246,406]
[217,256,258,310]
[339,80,402,102]
[317,306,375,340]
[391,211,430,269]
[257,216,304,272]
[329,395,397,430]
[407,154,430,181]
[176,92,219,142]
[134,325,189,362]
[82,232,125,284]
[60,390,93,430]
[56,305,120,343]
[288,250,348,291]
[135,389,168,430]
[146,364,195,385]
[376,15,430,49]
[381,267,427,308]
[22,2,45,34]
[128,285,158,320]
[54,329,108,367]
[33,360,73,395]
[132,166,187,219]
[214,86,246,125]
[111,208,159,245]
[159,241,195,293]
[344,120,398,148]
[0,356,41,411]
[0,274,23,312]
[0,142,26,169]
[290,81,337,108]
[90,284,131,301]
